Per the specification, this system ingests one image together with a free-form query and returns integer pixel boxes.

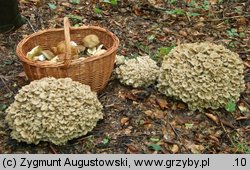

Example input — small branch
[23,17,36,33]
[220,121,235,147]
[168,123,191,153]
[169,122,180,139]
[185,12,191,23]
[237,50,250,54]
[0,76,14,95]
[49,144,58,154]
[207,15,250,22]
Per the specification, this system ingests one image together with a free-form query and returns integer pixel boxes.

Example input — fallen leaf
[18,71,27,78]
[209,0,218,5]
[177,103,186,109]
[111,104,124,111]
[155,110,165,119]
[163,27,173,34]
[171,144,179,153]
[209,135,220,143]
[144,110,165,119]
[144,110,154,117]
[121,117,129,126]
[205,113,219,125]
[156,98,168,110]
[126,145,139,153]
[244,60,250,68]
[187,143,205,154]
[144,122,154,130]
[236,17,248,25]
[132,89,151,100]
[214,130,223,138]
[61,2,71,8]
[125,92,137,101]
[20,0,42,6]
[238,103,249,113]
[133,6,142,16]
[220,119,235,129]
[118,90,137,101]
[124,128,132,135]
[179,30,187,37]
[194,22,205,28]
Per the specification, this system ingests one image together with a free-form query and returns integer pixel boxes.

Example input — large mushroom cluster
[5,77,103,145]
[116,55,160,88]
[157,42,245,111]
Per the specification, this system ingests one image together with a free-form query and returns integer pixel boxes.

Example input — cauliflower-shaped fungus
[116,55,159,88]
[158,42,245,111]
[5,77,103,145]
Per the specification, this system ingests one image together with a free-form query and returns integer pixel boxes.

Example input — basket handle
[63,17,72,68]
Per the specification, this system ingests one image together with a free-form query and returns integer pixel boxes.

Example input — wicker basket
[16,17,119,92]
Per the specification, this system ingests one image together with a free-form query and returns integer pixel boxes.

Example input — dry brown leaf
[144,110,165,119]
[121,117,129,126]
[214,130,223,138]
[133,6,142,16]
[144,110,153,117]
[236,17,248,25]
[190,144,205,154]
[144,122,154,130]
[125,92,137,101]
[244,60,250,68]
[18,71,27,78]
[220,119,235,129]
[171,144,179,153]
[194,22,205,28]
[187,143,205,154]
[177,103,186,109]
[209,135,220,143]
[163,27,173,34]
[179,30,188,37]
[155,110,165,119]
[205,113,219,125]
[126,145,139,153]
[20,0,42,5]
[156,98,168,110]
[209,0,218,5]
[61,2,71,8]
[111,104,124,111]
[124,128,132,135]
[118,90,137,101]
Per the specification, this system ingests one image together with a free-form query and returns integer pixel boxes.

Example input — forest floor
[0,0,249,153]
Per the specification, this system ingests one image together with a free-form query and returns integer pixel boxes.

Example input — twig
[185,12,191,23]
[207,15,250,22]
[23,17,36,33]
[0,76,14,95]
[237,50,250,54]
[220,121,235,147]
[220,119,235,129]
[242,95,250,108]
[49,144,57,154]
[168,123,191,153]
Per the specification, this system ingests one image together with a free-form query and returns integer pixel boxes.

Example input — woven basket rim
[16,25,119,68]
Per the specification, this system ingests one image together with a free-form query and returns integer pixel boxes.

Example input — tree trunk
[0,0,22,26]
